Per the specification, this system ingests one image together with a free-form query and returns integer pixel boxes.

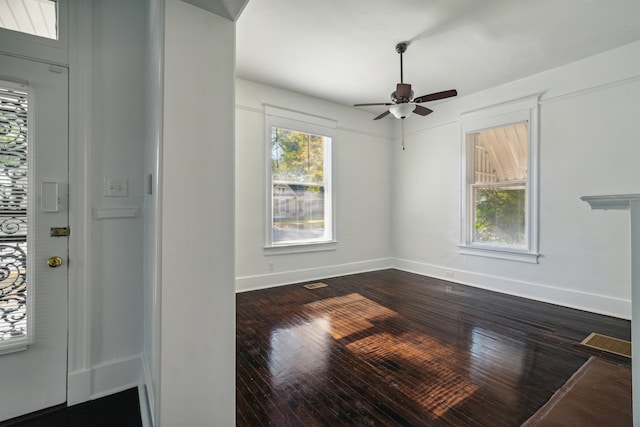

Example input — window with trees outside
[265,106,335,251]
[460,96,539,263]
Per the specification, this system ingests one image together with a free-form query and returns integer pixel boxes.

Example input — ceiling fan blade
[414,89,458,103]
[354,102,393,107]
[413,105,433,116]
[373,110,391,120]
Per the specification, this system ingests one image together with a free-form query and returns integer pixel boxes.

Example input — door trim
[66,0,93,405]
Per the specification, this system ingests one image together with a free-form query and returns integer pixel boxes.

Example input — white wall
[30,0,148,408]
[90,0,145,362]
[393,41,640,319]
[160,0,235,424]
[235,79,396,291]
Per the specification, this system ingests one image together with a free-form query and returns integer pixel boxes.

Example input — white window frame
[459,95,541,263]
[264,105,337,254]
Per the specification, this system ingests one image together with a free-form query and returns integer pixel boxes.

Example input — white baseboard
[393,258,631,319]
[67,368,92,406]
[68,354,145,406]
[89,354,144,400]
[236,258,394,293]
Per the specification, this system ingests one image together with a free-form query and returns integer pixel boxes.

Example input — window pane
[473,187,525,247]
[271,127,329,244]
[470,122,528,248]
[472,122,527,185]
[0,0,58,40]
[0,85,29,344]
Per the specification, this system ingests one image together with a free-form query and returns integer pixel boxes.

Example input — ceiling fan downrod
[396,42,408,84]
[393,42,413,103]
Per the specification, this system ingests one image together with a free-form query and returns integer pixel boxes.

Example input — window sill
[459,245,539,264]
[264,240,338,256]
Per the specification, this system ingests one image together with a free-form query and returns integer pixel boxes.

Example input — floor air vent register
[303,282,328,290]
[581,332,631,358]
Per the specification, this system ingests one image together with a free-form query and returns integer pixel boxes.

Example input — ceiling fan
[354,42,458,120]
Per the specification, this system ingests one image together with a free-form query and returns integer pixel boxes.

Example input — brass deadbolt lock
[47,256,63,268]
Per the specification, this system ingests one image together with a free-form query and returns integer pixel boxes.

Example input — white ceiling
[236,0,640,113]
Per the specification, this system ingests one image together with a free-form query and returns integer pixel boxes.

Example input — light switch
[104,178,128,197]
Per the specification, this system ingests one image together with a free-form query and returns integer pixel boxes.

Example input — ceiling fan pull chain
[401,120,405,151]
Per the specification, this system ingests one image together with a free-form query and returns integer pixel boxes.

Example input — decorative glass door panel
[0,85,30,350]
[0,54,68,422]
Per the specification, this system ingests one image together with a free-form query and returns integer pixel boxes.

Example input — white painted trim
[237,103,390,141]
[459,93,541,121]
[67,354,145,406]
[0,0,69,66]
[0,343,28,356]
[67,0,93,405]
[335,125,391,141]
[459,94,541,262]
[407,75,640,136]
[67,368,91,406]
[264,240,338,255]
[141,353,156,427]
[458,246,539,264]
[629,200,640,423]
[539,75,640,106]
[93,206,140,219]
[264,104,337,130]
[89,354,144,400]
[580,194,640,211]
[393,258,631,319]
[235,258,394,292]
[580,194,640,421]
[145,0,164,425]
[236,257,630,318]
[138,383,153,427]
[264,106,337,249]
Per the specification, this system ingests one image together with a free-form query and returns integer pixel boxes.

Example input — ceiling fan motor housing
[392,83,413,103]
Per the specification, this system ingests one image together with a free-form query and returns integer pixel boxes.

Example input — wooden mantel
[581,193,639,424]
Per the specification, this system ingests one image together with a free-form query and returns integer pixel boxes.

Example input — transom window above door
[0,0,58,40]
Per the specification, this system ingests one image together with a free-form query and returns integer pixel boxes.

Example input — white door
[0,54,69,422]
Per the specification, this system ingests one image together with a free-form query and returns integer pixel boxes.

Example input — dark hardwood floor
[236,269,631,426]
[0,388,142,427]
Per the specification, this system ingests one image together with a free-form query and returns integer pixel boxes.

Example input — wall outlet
[268,262,274,272]
[105,178,128,197]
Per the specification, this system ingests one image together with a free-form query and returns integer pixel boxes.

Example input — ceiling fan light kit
[389,103,416,119]
[354,42,458,121]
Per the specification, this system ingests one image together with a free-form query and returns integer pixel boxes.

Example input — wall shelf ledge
[580,194,640,210]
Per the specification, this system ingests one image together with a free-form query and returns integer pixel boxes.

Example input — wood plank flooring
[236,269,631,426]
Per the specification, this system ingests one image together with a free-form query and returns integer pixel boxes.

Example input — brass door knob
[47,256,63,268]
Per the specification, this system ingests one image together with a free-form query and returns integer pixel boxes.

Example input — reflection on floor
[237,269,631,426]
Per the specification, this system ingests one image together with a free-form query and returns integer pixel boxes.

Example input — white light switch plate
[104,178,128,197]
